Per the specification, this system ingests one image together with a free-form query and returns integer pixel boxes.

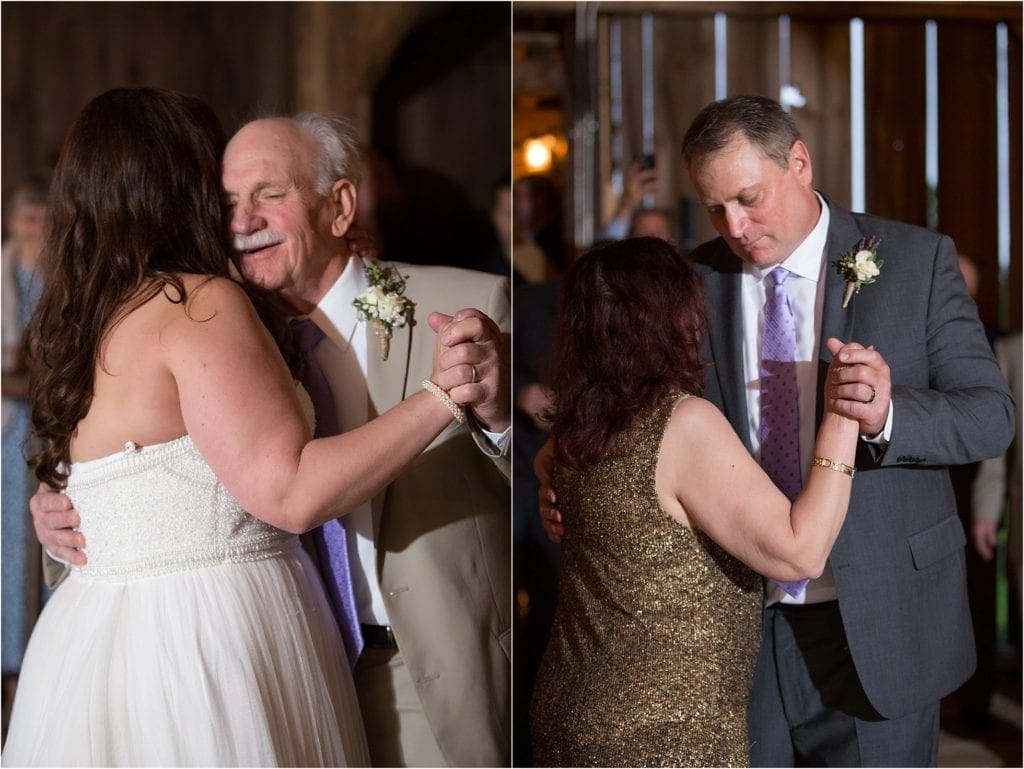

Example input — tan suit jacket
[359,262,510,767]
[44,262,512,766]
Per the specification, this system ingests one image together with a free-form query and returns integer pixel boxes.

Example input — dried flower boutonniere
[353,260,415,360]
[834,236,883,309]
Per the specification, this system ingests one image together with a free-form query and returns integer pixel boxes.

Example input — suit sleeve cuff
[466,410,510,457]
[861,398,894,446]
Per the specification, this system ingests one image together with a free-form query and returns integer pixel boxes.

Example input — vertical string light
[715,12,727,100]
[573,2,599,247]
[778,15,807,113]
[641,12,655,209]
[849,18,866,213]
[609,17,624,199]
[925,20,938,231]
[779,14,791,111]
[996,21,1010,327]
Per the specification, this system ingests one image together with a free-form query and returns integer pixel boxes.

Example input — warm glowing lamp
[524,138,553,172]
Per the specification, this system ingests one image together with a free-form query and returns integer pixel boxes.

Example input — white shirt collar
[745,192,830,284]
[308,255,368,349]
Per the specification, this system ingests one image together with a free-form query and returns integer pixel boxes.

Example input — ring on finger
[470,364,478,384]
[867,386,876,404]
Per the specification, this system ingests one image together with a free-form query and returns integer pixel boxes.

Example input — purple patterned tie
[759,268,807,597]
[292,318,363,666]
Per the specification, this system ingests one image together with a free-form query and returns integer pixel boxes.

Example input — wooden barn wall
[2,2,510,233]
[519,3,1021,332]
[937,22,1000,329]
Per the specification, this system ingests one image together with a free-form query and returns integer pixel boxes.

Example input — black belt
[361,623,398,649]
[772,599,840,614]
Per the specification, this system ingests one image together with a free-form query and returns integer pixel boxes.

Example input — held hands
[427,309,510,432]
[30,483,87,566]
[825,337,892,437]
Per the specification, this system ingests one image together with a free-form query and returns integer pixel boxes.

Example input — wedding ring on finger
[470,364,478,384]
[867,386,876,404]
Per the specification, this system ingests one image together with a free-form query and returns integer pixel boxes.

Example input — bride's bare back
[70,278,203,462]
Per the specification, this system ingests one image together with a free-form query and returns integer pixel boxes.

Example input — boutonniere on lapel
[834,236,883,309]
[352,260,415,361]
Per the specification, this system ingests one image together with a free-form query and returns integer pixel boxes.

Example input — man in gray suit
[539,95,1014,765]
[33,113,510,767]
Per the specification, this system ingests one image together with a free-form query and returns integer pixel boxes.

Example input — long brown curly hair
[547,237,708,470]
[27,87,298,490]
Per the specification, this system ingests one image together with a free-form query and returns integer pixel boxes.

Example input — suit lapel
[365,282,416,547]
[703,248,752,452]
[816,196,864,422]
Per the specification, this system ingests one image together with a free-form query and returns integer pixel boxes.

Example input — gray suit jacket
[692,195,1015,719]
[358,262,511,766]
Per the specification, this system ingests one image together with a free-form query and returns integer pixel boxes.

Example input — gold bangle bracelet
[421,379,466,424]
[811,456,856,478]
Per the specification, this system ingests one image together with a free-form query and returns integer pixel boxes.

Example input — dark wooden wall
[2,1,511,251]
[514,2,1022,331]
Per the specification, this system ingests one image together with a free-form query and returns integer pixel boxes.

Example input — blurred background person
[2,177,50,703]
[490,173,513,274]
[512,174,565,284]
[970,330,1022,723]
[628,206,678,244]
[596,156,659,241]
[951,252,1009,731]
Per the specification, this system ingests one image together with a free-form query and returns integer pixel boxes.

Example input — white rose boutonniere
[834,236,883,309]
[353,260,415,360]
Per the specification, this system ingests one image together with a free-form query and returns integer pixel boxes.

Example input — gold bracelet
[811,456,856,478]
[421,380,466,424]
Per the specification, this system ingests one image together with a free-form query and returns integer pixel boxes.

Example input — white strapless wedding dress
[2,435,369,767]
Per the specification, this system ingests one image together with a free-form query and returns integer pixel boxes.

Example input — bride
[1,88,461,766]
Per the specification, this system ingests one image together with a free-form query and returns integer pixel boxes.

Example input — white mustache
[233,230,285,253]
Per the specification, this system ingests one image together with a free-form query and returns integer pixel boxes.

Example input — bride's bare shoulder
[157,275,257,327]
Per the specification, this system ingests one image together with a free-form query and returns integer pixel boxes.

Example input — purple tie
[759,268,807,597]
[292,318,363,666]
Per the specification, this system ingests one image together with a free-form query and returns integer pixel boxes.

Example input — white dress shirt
[308,258,388,625]
[740,196,837,605]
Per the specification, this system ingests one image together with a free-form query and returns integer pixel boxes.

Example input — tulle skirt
[2,542,368,767]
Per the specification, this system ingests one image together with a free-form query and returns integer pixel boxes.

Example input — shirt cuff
[860,398,894,446]
[465,409,510,457]
[473,425,511,457]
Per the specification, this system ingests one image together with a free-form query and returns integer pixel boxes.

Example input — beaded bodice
[66,435,297,580]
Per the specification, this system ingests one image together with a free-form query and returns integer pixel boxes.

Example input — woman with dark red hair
[530,236,860,766]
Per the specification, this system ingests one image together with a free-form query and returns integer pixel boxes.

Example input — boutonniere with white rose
[353,260,415,361]
[834,236,883,309]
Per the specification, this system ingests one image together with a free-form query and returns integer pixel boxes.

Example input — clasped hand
[825,339,892,437]
[428,308,510,433]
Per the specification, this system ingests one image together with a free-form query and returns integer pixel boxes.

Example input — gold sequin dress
[531,395,763,767]
[2,434,369,766]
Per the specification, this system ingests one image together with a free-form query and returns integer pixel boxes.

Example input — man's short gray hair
[681,95,800,172]
[292,112,363,195]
